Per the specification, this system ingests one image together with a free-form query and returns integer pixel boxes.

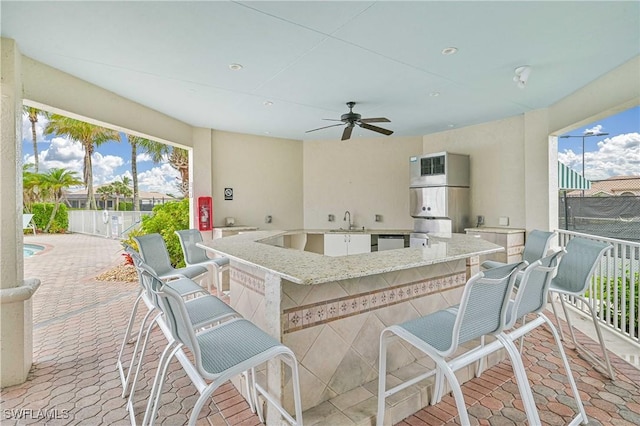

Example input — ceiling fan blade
[360,117,390,123]
[305,123,345,133]
[322,119,344,122]
[358,122,394,136]
[341,125,353,141]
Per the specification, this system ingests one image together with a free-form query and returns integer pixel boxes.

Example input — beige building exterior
[1,36,639,385]
[64,186,178,210]
[567,176,640,197]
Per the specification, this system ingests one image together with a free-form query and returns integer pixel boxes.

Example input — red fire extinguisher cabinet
[197,196,213,231]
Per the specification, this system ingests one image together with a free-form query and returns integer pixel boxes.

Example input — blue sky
[22,105,639,191]
[558,105,640,181]
[21,115,181,195]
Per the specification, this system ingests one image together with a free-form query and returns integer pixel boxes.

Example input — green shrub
[117,201,133,211]
[29,203,68,233]
[124,199,189,267]
[592,271,639,336]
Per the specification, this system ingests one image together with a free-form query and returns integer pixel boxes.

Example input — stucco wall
[302,135,423,230]
[15,44,640,236]
[0,38,31,386]
[191,127,214,232]
[211,130,303,230]
[21,55,193,147]
[548,56,640,135]
[418,55,640,233]
[422,116,527,229]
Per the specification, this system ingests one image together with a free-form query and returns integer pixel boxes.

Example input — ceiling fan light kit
[306,101,393,141]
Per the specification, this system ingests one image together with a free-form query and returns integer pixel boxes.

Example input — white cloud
[559,132,640,180]
[584,124,604,135]
[135,152,153,163]
[132,151,172,164]
[91,152,125,186]
[137,163,181,195]
[20,114,180,194]
[23,136,130,190]
[21,110,50,144]
[24,136,84,174]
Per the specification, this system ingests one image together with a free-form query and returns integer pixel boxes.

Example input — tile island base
[199,230,505,424]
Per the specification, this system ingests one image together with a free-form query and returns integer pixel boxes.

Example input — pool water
[24,244,44,257]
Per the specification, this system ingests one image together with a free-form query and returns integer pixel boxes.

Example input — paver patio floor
[2,233,639,425]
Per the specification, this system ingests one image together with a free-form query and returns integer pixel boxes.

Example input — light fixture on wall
[513,65,531,88]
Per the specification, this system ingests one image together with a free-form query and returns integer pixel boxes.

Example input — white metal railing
[68,210,151,239]
[557,230,640,346]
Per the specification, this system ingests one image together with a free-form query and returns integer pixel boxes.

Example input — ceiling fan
[305,102,393,141]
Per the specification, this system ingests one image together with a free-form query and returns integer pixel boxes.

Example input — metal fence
[68,210,151,239]
[557,230,640,347]
[559,196,640,243]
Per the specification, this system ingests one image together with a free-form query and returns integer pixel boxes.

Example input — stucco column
[191,127,214,234]
[0,38,40,386]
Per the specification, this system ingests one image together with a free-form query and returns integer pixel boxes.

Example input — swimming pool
[24,243,44,257]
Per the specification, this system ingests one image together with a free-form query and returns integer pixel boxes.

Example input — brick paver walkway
[1,233,639,425]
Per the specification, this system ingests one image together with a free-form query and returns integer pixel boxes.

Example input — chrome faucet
[343,210,352,230]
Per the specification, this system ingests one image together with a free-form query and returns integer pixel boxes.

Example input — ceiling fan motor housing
[305,100,392,139]
[341,112,361,123]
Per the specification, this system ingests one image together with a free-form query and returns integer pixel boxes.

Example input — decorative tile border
[283,272,466,334]
[230,267,265,295]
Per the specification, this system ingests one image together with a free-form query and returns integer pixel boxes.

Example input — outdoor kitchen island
[199,230,504,424]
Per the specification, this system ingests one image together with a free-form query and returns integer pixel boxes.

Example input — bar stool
[124,259,250,425]
[117,245,210,398]
[134,233,208,282]
[138,263,303,426]
[549,237,614,379]
[376,262,542,425]
[482,229,555,270]
[176,229,229,295]
[467,251,588,425]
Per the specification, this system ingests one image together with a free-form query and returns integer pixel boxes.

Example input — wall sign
[224,188,233,201]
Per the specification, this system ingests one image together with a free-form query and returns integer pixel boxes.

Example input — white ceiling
[2,1,639,141]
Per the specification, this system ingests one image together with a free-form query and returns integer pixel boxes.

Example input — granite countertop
[214,226,259,231]
[199,230,503,285]
[465,227,526,234]
[304,228,413,235]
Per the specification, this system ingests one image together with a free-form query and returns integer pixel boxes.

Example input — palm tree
[23,106,47,172]
[127,135,166,210]
[126,135,189,202]
[96,184,114,209]
[112,176,133,210]
[44,115,120,210]
[22,163,47,212]
[169,147,189,197]
[41,168,82,232]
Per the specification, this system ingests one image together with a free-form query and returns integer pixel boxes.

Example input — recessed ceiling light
[448,124,455,128]
[429,91,440,97]
[228,63,243,71]
[263,101,274,107]
[441,47,458,56]
[264,131,270,134]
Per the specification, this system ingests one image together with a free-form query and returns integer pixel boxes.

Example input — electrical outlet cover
[499,216,509,226]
